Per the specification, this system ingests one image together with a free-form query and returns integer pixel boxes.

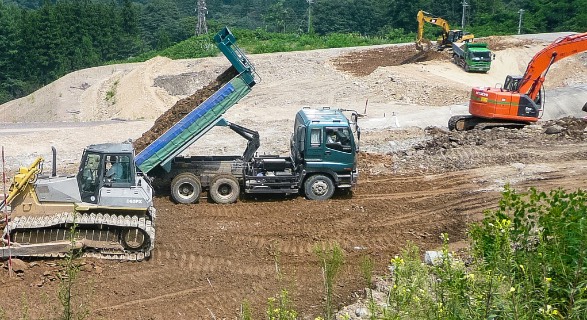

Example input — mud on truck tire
[304,174,335,201]
[171,172,202,204]
[209,174,240,204]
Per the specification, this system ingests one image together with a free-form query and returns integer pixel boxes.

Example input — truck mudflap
[1,211,156,261]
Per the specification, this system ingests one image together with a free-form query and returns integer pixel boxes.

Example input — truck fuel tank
[255,157,292,172]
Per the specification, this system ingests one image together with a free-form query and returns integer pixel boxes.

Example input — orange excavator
[449,32,587,131]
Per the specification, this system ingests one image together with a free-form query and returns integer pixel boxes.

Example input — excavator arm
[416,10,451,50]
[517,32,587,100]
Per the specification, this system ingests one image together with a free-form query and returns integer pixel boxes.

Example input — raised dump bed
[134,27,255,174]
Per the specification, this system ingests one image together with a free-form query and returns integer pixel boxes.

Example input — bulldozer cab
[77,143,135,204]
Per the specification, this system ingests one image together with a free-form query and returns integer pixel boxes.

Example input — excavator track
[1,210,156,261]
[449,115,530,131]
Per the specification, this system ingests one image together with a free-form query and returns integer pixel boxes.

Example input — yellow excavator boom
[416,10,474,51]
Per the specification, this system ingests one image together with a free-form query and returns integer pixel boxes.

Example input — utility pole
[518,9,525,35]
[196,0,208,36]
[306,0,314,33]
[461,0,469,29]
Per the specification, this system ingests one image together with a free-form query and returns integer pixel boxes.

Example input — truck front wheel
[171,173,202,204]
[209,175,240,204]
[304,175,335,201]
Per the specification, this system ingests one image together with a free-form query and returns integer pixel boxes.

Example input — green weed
[57,216,89,320]
[314,242,344,320]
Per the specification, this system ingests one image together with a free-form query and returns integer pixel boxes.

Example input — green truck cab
[289,107,359,199]
[452,42,494,73]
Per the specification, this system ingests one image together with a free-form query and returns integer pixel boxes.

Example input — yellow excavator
[416,10,474,51]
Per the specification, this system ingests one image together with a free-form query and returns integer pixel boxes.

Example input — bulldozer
[0,142,156,260]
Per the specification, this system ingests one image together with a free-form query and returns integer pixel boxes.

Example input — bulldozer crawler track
[2,212,155,261]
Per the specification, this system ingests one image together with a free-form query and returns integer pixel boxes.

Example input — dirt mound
[133,66,238,153]
[480,36,536,51]
[332,36,537,78]
[332,45,450,76]
[385,117,587,174]
[419,117,587,154]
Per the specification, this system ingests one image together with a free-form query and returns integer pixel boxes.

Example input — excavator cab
[503,75,523,92]
[448,30,463,43]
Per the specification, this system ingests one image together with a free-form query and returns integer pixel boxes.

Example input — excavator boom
[416,10,473,51]
[518,32,587,100]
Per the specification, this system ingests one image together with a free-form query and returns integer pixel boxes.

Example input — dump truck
[142,106,359,204]
[134,28,359,204]
[451,42,493,72]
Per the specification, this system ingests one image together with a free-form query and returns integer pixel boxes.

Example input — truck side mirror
[297,127,305,152]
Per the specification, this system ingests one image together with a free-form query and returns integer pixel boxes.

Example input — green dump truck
[452,42,493,72]
[135,27,360,204]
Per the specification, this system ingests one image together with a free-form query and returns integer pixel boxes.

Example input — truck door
[323,127,355,171]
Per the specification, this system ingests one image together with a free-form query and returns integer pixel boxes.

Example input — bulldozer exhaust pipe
[51,146,56,177]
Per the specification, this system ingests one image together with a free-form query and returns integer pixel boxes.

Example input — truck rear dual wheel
[171,173,201,204]
[304,174,335,201]
[209,174,240,204]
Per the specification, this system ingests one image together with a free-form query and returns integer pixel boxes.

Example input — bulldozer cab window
[105,155,131,184]
[78,153,102,203]
[325,127,352,153]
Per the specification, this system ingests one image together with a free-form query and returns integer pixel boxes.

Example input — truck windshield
[472,51,492,61]
[325,127,352,153]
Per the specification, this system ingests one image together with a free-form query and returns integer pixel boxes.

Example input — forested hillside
[0,0,585,105]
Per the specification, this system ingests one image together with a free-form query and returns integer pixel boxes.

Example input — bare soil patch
[333,44,449,76]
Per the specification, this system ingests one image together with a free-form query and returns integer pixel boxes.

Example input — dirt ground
[1,33,587,319]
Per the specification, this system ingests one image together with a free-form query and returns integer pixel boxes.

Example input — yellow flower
[545,277,552,283]
[553,310,559,315]
[509,287,516,293]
